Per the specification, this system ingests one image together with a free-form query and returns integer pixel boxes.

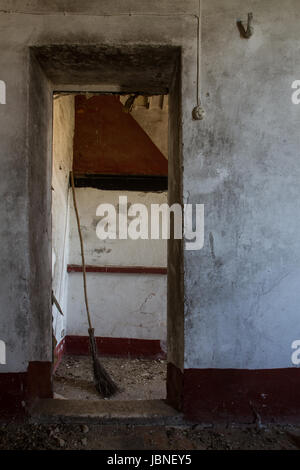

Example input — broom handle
[70,171,93,331]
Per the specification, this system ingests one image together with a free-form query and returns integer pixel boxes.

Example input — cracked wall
[67,189,167,342]
[0,0,299,381]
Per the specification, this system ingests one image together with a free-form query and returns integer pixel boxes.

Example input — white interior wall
[52,99,168,343]
[68,189,167,266]
[67,272,167,342]
[67,188,167,340]
[52,95,74,343]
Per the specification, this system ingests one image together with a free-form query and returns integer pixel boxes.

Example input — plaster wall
[184,0,300,370]
[52,95,74,343]
[0,0,299,377]
[69,189,167,267]
[67,272,167,343]
[67,188,167,341]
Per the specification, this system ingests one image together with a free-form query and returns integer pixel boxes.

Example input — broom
[70,171,118,397]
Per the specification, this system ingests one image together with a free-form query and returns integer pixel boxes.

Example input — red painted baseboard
[167,362,184,411]
[0,373,27,419]
[184,367,300,423]
[167,363,300,424]
[27,362,53,401]
[0,361,52,420]
[2,359,300,423]
[65,335,166,359]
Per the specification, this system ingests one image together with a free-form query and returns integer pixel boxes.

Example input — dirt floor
[1,422,300,450]
[1,355,299,450]
[53,355,166,400]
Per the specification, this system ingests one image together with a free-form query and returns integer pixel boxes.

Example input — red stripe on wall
[73,95,168,176]
[2,362,300,422]
[0,373,27,419]
[67,265,167,275]
[65,335,166,359]
[167,362,184,411]
[166,365,300,424]
[0,362,53,419]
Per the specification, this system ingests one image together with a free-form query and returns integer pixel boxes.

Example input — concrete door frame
[27,45,184,411]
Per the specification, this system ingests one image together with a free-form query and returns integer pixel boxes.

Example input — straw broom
[70,171,118,397]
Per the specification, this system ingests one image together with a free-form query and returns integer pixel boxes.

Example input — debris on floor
[0,422,300,450]
[53,355,166,401]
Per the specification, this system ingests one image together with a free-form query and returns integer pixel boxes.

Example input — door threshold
[30,398,183,425]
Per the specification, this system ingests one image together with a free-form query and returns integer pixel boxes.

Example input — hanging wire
[192,0,205,120]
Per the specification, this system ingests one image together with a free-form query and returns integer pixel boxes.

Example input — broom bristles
[70,172,118,398]
[88,328,119,397]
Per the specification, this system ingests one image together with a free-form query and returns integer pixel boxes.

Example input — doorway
[52,92,168,400]
[28,45,184,411]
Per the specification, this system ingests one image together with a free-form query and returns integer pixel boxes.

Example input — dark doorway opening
[28,45,183,415]
[52,91,169,401]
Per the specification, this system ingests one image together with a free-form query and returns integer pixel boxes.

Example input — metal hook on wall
[237,12,254,39]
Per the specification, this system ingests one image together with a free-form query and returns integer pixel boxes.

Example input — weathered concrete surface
[33,45,179,94]
[27,51,53,364]
[168,59,184,371]
[184,0,300,369]
[0,0,199,16]
[0,40,31,373]
[30,398,181,425]
[1,0,300,381]
[0,2,194,373]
